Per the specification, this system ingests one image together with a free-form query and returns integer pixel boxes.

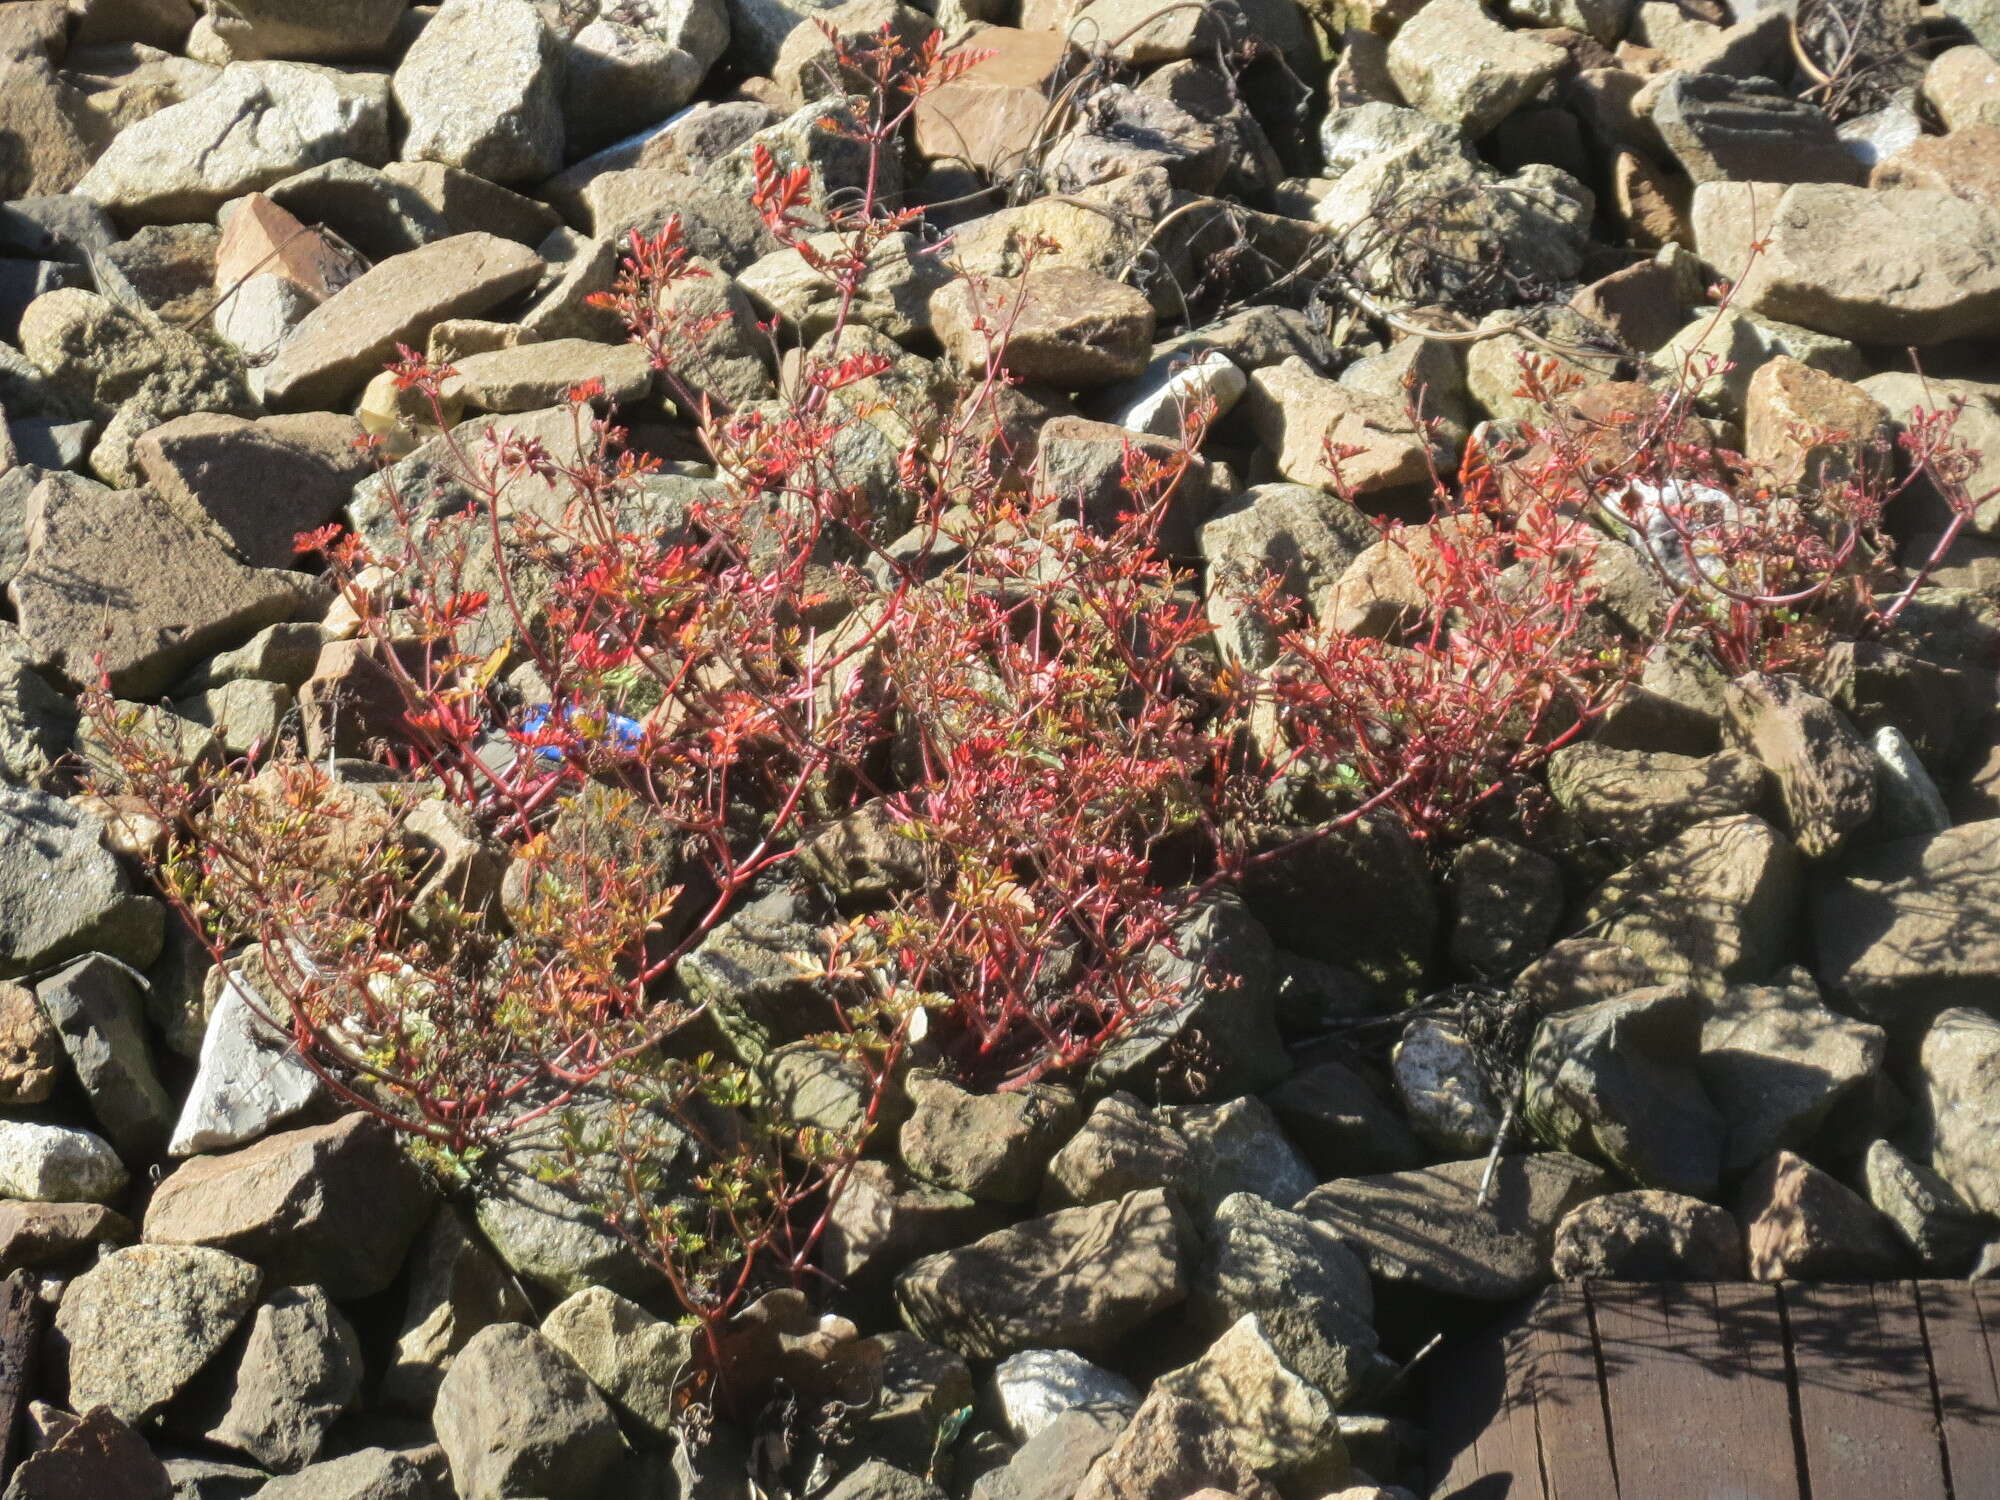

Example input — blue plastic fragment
[519,704,646,761]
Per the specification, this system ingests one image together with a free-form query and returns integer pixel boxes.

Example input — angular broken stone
[1722,671,1876,860]
[258,232,544,411]
[381,1204,533,1414]
[1387,0,1567,138]
[392,0,565,185]
[1738,1149,1907,1281]
[540,1285,696,1443]
[1864,1139,1991,1274]
[169,1285,362,1472]
[900,1074,1082,1206]
[1651,72,1862,185]
[0,1119,128,1204]
[35,952,174,1159]
[1243,356,1437,501]
[168,959,326,1158]
[930,268,1154,388]
[1551,1188,1746,1280]
[0,786,163,979]
[0,1199,133,1276]
[432,1324,627,1500]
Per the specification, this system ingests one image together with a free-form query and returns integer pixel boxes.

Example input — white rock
[1112,350,1247,439]
[0,1119,128,1203]
[993,1349,1141,1443]
[216,273,317,365]
[75,62,391,225]
[169,966,326,1157]
[393,0,565,185]
[1392,1017,1505,1155]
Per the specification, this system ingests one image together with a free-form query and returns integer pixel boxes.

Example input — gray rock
[1392,1017,1506,1157]
[392,0,564,184]
[1298,1152,1611,1300]
[382,1205,532,1414]
[822,1160,1008,1294]
[1022,1094,1178,1215]
[169,960,325,1157]
[3,1406,173,1500]
[1550,1188,1745,1279]
[1087,896,1291,1102]
[540,1286,694,1443]
[1263,1059,1426,1178]
[900,1074,1081,1205]
[265,158,455,261]
[1651,72,1862,185]
[144,1114,434,1300]
[820,1461,948,1500]
[1195,1193,1384,1407]
[0,786,162,979]
[53,1244,262,1422]
[75,62,390,224]
[1867,725,1952,842]
[1073,1390,1281,1500]
[1155,1313,1349,1495]
[432,1324,626,1500]
[1922,1007,2000,1217]
[171,1286,362,1472]
[199,0,405,60]
[1198,481,1375,668]
[1160,1096,1316,1219]
[1386,0,1567,137]
[674,886,835,1062]
[1816,822,2000,1027]
[1444,837,1564,980]
[1574,814,1801,995]
[991,1350,1140,1444]
[254,1448,434,1500]
[1722,672,1876,860]
[896,1188,1194,1360]
[1546,743,1770,855]
[36,953,174,1158]
[970,1409,1125,1500]
[1863,1139,1990,1274]
[1698,969,1884,1175]
[0,1119,128,1203]
[1524,986,1727,1197]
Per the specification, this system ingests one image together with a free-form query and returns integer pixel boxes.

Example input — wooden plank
[1522,1282,1619,1500]
[0,1272,43,1485]
[1588,1280,1800,1500]
[1429,1303,1546,1500]
[1784,1280,1948,1500]
[1917,1279,2000,1493]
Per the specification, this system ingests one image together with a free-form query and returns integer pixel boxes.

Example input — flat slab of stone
[259,231,543,410]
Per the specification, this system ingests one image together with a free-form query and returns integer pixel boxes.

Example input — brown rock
[1744,356,1892,490]
[0,1201,134,1276]
[0,980,59,1105]
[1721,672,1875,860]
[8,476,309,699]
[0,60,105,200]
[259,232,543,410]
[1570,259,1688,354]
[134,411,369,568]
[1738,1149,1906,1281]
[912,28,1074,177]
[1925,44,2000,134]
[143,1114,434,1299]
[1074,1392,1280,1500]
[296,638,416,762]
[1244,356,1437,502]
[930,268,1154,388]
[1873,126,2000,212]
[1,1406,172,1500]
[213,193,361,302]
[1552,1189,1746,1279]
[0,1,68,63]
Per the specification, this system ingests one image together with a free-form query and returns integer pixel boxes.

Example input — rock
[265,158,455,262]
[259,233,542,410]
[254,1449,435,1500]
[381,160,562,247]
[1393,1017,1506,1156]
[971,1409,1126,1500]
[200,0,404,59]
[1199,481,1375,663]
[441,339,654,413]
[52,1244,262,1422]
[1863,1140,1990,1274]
[1738,1149,1906,1281]
[1698,970,1884,1176]
[1869,725,1953,842]
[820,1461,949,1500]
[1816,824,2000,1026]
[743,230,948,344]
[1926,44,2000,133]
[1744,356,1892,490]
[1546,744,1769,854]
[540,1286,694,1442]
[0,1406,173,1500]
[135,412,368,570]
[1298,1152,1611,1300]
[393,0,563,184]
[1720,672,1874,860]
[382,1205,532,1414]
[1043,85,1229,193]
[1445,837,1564,980]
[1086,897,1291,1103]
[931,269,1154,388]
[168,959,324,1159]
[1161,1097,1315,1219]
[1157,1313,1348,1493]
[900,1075,1081,1205]
[1574,814,1802,994]
[1922,1007,2000,1216]
[0,1120,127,1203]
[1387,0,1567,138]
[992,1350,1140,1444]
[144,1114,434,1299]
[912,28,1074,176]
[1506,0,1632,43]
[1264,1060,1426,1178]
[1073,1391,1280,1500]
[1243,357,1436,502]
[895,1188,1193,1360]
[75,62,388,224]
[1651,72,1861,185]
[10,476,308,700]
[564,18,704,156]
[35,953,173,1158]
[0,1200,132,1275]
[432,1324,626,1500]
[1730,183,2000,345]
[0,980,59,1104]
[1195,1193,1383,1407]
[171,1286,362,1472]
[1524,986,1727,1197]
[1040,1094,1194,1211]
[0,61,101,202]
[1551,1189,1746,1279]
